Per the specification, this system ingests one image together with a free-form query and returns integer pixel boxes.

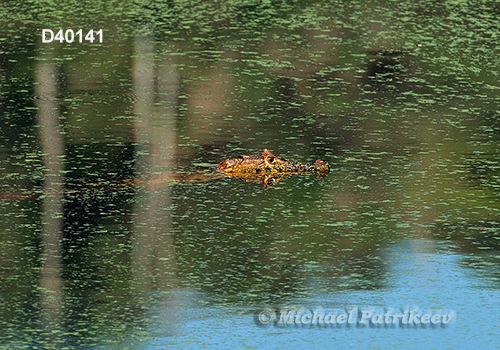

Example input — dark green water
[1,1,500,349]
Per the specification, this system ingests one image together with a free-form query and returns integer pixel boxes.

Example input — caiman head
[217,149,330,187]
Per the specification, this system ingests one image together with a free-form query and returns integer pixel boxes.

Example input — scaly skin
[3,150,329,200]
[217,149,329,186]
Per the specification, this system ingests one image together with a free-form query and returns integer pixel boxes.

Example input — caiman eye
[268,157,275,163]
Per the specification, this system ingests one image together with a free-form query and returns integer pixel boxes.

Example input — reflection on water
[87,240,498,349]
[1,0,500,348]
[35,49,65,349]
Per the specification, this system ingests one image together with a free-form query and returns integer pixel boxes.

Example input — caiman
[133,149,329,188]
[217,149,330,187]
[2,150,330,200]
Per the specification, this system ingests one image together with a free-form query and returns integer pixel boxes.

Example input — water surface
[1,1,500,348]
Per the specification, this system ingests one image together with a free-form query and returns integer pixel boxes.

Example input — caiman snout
[218,150,329,174]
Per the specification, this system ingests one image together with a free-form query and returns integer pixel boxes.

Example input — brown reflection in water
[35,51,65,347]
[132,34,179,293]
[183,59,237,144]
